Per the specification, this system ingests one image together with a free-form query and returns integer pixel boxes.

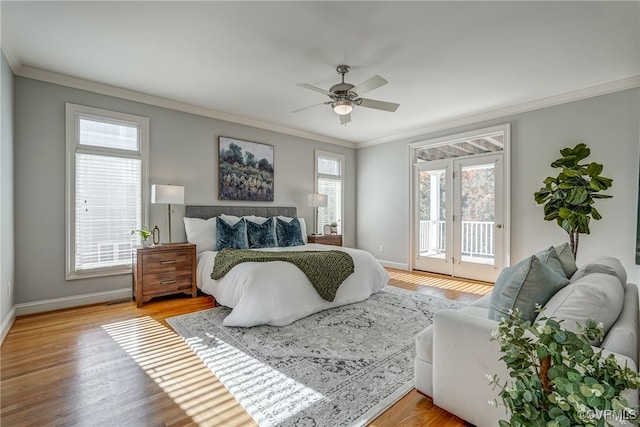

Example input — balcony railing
[419,220,494,258]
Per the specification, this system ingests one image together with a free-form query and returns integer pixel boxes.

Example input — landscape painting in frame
[218,136,274,201]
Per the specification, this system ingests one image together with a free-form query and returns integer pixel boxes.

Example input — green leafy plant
[489,309,639,427]
[330,222,338,228]
[533,143,613,259]
[131,227,151,240]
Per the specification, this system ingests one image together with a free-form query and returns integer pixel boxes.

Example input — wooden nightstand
[133,243,197,308]
[307,234,342,247]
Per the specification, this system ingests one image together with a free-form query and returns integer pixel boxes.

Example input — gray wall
[1,52,15,327]
[357,88,640,283]
[14,76,356,304]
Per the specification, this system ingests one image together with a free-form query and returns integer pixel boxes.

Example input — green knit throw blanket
[211,248,355,302]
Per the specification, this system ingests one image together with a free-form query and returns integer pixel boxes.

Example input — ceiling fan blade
[340,113,351,125]
[291,102,328,113]
[358,98,400,112]
[352,75,387,96]
[297,83,332,95]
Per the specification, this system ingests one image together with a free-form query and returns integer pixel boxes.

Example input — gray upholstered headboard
[185,205,297,219]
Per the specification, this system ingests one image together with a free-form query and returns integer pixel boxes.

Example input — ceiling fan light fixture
[332,100,353,115]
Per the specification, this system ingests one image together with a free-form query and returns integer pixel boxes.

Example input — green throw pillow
[489,255,570,322]
[534,246,567,278]
[554,242,578,278]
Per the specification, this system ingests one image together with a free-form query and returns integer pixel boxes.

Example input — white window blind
[75,154,141,271]
[315,151,344,234]
[66,104,148,279]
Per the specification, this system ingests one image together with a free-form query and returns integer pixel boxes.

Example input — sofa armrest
[432,309,510,427]
[602,283,639,367]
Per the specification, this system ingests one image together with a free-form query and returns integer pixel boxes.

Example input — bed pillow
[183,217,217,253]
[277,216,308,243]
[276,217,305,247]
[246,217,278,249]
[215,217,248,250]
[488,255,569,322]
[220,214,242,225]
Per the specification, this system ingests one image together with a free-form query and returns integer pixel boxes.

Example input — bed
[184,205,389,327]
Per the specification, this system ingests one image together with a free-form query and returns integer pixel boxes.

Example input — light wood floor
[1,269,492,426]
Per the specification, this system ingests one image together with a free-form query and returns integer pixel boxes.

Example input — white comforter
[196,243,389,327]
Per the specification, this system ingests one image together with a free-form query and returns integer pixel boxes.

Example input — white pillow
[183,217,217,253]
[243,215,269,225]
[276,216,308,243]
[220,214,242,226]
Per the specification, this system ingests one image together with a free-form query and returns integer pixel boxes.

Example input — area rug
[166,286,465,427]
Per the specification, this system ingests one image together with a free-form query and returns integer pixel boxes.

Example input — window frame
[65,103,149,280]
[314,150,345,235]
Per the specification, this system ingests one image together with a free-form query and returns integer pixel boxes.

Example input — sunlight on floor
[387,269,493,296]
[102,316,256,427]
[102,316,325,427]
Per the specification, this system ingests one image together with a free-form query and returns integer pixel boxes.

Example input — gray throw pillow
[534,246,567,278]
[554,242,578,278]
[489,255,570,322]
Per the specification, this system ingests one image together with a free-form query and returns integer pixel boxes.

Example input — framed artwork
[218,136,274,201]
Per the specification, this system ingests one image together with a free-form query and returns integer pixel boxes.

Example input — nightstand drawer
[142,250,193,274]
[142,271,193,295]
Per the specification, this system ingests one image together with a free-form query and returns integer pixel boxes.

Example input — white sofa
[414,254,639,427]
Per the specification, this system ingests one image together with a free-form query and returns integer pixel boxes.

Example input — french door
[413,154,505,282]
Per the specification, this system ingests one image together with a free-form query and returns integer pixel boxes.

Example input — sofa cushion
[536,272,624,345]
[554,242,578,277]
[488,255,569,322]
[570,256,627,285]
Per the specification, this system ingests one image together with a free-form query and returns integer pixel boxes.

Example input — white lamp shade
[308,193,328,208]
[151,184,185,204]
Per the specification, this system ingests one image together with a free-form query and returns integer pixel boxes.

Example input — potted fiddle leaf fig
[489,310,640,427]
[533,143,613,259]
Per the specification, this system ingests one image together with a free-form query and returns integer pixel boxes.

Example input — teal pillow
[215,217,248,250]
[554,242,578,278]
[488,255,570,322]
[534,246,567,278]
[276,217,305,247]
[247,218,277,249]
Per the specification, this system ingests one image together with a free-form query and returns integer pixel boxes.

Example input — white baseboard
[377,259,410,271]
[15,288,132,316]
[1,306,16,345]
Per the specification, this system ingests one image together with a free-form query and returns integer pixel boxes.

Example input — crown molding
[15,65,357,149]
[358,75,640,149]
[12,65,638,151]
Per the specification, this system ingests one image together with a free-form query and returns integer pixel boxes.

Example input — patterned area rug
[167,286,464,427]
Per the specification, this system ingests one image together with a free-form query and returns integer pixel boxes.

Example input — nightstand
[133,243,197,308]
[307,234,342,247]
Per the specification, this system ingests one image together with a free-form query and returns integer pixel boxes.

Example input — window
[315,150,344,235]
[66,104,148,279]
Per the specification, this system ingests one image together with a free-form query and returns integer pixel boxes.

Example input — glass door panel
[460,163,495,266]
[418,168,446,259]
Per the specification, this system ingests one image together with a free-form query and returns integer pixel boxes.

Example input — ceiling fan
[293,65,400,125]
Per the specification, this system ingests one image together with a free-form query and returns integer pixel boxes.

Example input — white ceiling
[2,1,639,147]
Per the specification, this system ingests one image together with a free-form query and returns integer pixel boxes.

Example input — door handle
[496,224,503,229]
